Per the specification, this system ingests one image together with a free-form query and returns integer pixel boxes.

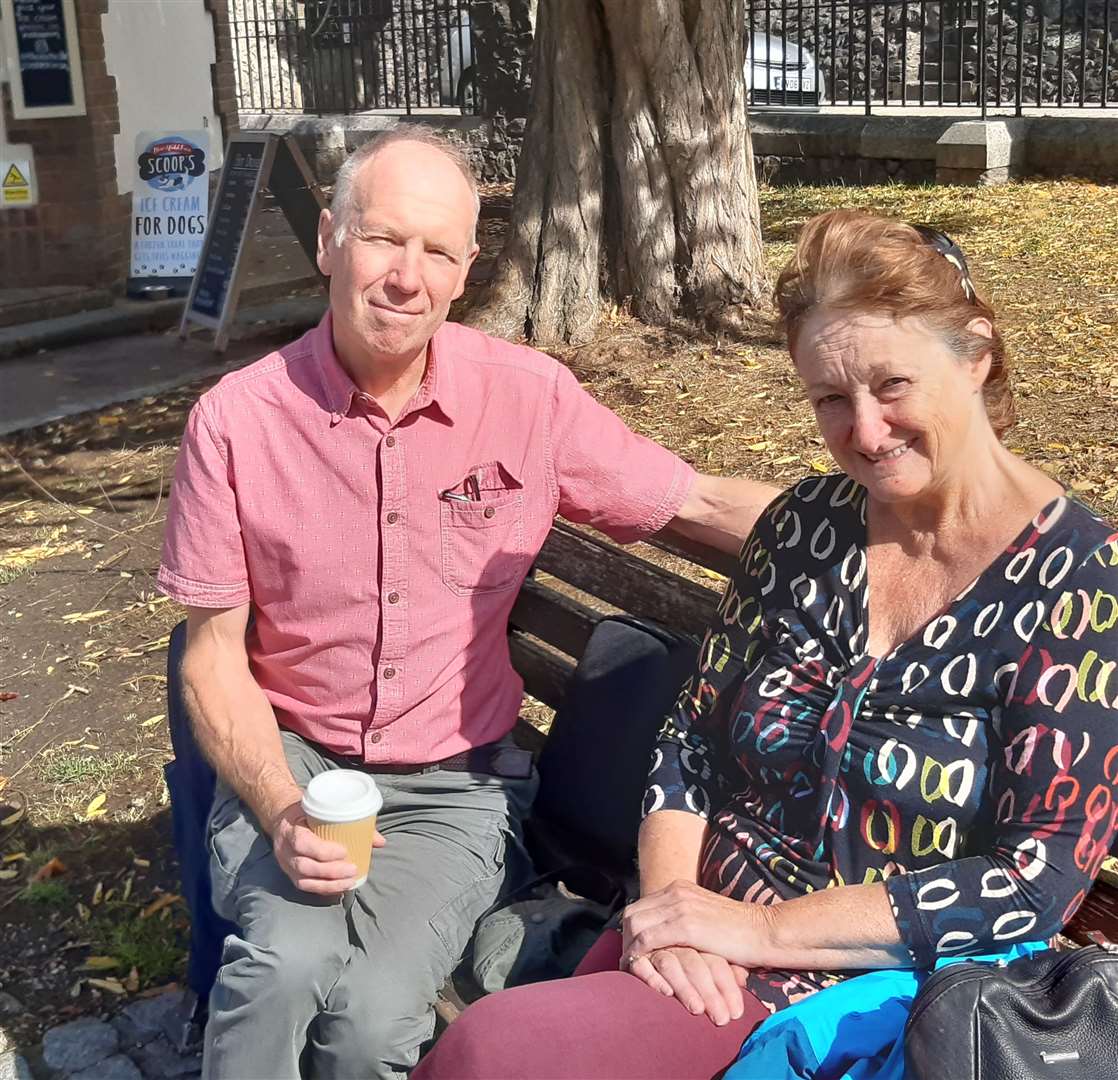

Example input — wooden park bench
[168,518,1118,1038]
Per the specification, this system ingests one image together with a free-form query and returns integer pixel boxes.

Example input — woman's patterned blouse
[644,474,1118,1012]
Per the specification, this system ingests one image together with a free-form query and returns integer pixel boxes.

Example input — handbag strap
[490,863,630,919]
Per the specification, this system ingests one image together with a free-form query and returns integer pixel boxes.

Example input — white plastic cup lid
[301,770,382,823]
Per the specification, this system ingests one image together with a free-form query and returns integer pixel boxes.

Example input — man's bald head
[330,128,480,250]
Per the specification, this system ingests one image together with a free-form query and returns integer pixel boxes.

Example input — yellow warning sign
[3,164,28,188]
[0,155,35,207]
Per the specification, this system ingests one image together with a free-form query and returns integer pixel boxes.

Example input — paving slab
[42,1018,119,1073]
[0,275,321,363]
[130,1036,202,1078]
[114,992,188,1048]
[0,296,326,437]
[72,1052,143,1080]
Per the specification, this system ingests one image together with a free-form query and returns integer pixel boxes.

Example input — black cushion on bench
[530,615,699,878]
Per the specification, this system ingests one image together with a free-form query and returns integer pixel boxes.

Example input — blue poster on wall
[131,131,210,279]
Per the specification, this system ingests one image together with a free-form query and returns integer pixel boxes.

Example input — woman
[413,210,1118,1079]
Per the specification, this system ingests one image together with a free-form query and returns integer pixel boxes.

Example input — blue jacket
[725,943,1046,1080]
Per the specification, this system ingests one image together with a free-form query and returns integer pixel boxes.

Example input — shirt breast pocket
[439,462,532,596]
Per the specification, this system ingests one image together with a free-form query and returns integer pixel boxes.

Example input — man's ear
[452,243,481,301]
[317,209,336,277]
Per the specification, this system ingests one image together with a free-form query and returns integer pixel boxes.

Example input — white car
[747,32,824,106]
[439,20,823,112]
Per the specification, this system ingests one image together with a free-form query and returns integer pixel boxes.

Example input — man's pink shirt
[158,315,695,764]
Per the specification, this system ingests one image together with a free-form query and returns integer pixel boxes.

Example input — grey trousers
[203,731,537,1080]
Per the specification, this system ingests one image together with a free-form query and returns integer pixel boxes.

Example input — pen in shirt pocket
[440,472,484,503]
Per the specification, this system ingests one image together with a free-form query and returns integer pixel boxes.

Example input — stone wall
[753,2,1117,107]
[206,0,242,137]
[245,113,527,184]
[754,153,936,185]
[244,109,1118,193]
[748,112,1118,185]
[469,1,536,116]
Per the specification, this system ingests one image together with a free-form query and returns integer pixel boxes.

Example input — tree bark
[469,0,766,346]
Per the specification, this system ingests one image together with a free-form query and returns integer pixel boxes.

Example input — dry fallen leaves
[140,893,180,919]
[32,856,67,882]
[61,610,110,624]
[87,977,127,995]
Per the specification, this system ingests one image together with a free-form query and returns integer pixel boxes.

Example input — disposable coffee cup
[301,770,383,888]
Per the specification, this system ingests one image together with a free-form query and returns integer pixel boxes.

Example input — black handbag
[904,944,1118,1079]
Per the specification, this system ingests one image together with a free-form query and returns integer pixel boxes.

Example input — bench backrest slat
[1067,880,1118,944]
[644,533,739,580]
[533,523,719,639]
[509,631,575,712]
[509,577,599,658]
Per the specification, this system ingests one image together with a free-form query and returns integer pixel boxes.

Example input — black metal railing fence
[231,0,1116,117]
[230,0,475,115]
[745,0,1116,113]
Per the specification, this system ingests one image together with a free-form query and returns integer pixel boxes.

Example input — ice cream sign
[131,131,209,279]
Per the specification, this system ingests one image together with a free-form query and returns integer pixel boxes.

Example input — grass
[20,879,71,906]
[90,905,187,986]
[37,750,139,787]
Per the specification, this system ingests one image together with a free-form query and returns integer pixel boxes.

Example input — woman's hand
[624,946,749,1026]
[623,879,766,969]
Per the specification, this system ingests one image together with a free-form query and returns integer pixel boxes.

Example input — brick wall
[205,0,240,141]
[0,0,241,292]
[0,0,129,289]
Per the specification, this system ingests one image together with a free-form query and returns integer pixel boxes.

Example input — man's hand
[624,946,749,1026]
[270,802,386,895]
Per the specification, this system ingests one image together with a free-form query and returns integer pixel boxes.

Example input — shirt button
[383,666,396,680]
[369,731,382,744]
[387,591,400,604]
[386,511,399,525]
[385,435,396,448]
[483,506,495,519]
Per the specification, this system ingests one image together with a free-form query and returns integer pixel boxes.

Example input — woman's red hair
[774,209,1014,438]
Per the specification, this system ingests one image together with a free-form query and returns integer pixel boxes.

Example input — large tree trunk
[469,0,766,346]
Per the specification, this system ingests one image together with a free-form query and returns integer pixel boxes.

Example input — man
[159,128,777,1080]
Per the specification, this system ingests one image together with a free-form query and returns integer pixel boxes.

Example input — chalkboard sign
[187,138,269,324]
[180,133,325,351]
[1,0,86,119]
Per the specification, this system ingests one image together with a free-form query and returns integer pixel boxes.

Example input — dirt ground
[2,178,1117,1047]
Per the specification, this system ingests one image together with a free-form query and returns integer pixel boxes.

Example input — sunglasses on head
[911,224,978,305]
